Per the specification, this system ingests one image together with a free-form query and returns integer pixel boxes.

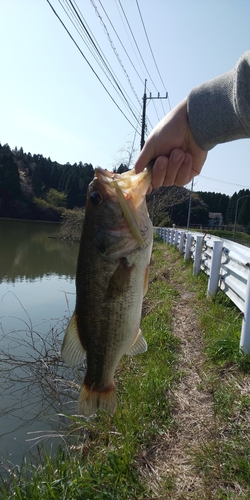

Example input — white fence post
[179,231,185,254]
[174,229,179,246]
[170,229,175,245]
[240,267,250,354]
[193,235,203,276]
[184,233,192,261]
[207,240,223,297]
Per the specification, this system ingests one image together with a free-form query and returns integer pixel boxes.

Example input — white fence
[156,227,250,354]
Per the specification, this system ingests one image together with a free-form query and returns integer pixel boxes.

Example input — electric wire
[95,0,154,130]
[117,0,158,93]
[62,0,140,122]
[114,0,148,86]
[59,1,107,69]
[149,96,161,122]
[46,0,140,133]
[199,175,250,190]
[59,0,139,120]
[136,0,166,91]
[48,0,163,144]
[135,0,168,115]
[111,0,159,127]
[115,0,165,123]
[98,0,145,86]
[67,0,139,116]
[90,0,141,107]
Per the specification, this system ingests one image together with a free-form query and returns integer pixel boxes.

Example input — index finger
[134,143,155,174]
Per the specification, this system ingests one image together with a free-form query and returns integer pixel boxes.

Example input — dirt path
[139,284,216,499]
[162,291,215,497]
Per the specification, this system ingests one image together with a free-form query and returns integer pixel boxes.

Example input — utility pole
[186,178,194,231]
[140,79,168,150]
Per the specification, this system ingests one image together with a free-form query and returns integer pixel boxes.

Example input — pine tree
[0,144,21,203]
[238,195,250,226]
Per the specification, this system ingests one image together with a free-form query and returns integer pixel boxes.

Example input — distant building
[208,212,223,228]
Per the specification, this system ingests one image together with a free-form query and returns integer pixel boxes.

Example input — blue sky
[0,0,249,196]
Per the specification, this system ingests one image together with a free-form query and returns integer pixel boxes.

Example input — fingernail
[184,154,190,164]
[172,151,183,163]
[158,158,168,169]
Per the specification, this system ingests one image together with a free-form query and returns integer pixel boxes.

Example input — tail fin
[78,381,117,417]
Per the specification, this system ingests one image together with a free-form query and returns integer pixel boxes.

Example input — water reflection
[0,219,80,467]
[0,219,78,282]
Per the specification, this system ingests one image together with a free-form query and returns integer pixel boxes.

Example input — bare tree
[147,186,189,226]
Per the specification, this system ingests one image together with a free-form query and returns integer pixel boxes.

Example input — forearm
[187,51,250,150]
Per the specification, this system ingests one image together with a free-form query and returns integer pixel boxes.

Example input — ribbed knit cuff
[187,63,250,151]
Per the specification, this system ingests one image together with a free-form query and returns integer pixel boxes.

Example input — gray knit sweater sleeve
[187,51,250,151]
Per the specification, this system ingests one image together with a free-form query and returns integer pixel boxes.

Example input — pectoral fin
[126,329,147,356]
[61,311,86,369]
[106,258,134,298]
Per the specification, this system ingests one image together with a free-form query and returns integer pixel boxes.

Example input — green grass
[208,229,250,246]
[1,238,250,499]
[187,228,250,247]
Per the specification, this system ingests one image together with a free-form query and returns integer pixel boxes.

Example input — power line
[116,0,160,95]
[135,0,167,115]
[199,174,250,189]
[61,0,140,122]
[116,0,168,123]
[136,0,165,90]
[95,0,155,132]
[135,0,171,112]
[90,0,141,107]
[98,0,145,86]
[46,0,140,132]
[114,0,147,85]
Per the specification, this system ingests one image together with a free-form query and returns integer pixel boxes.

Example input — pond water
[0,219,80,468]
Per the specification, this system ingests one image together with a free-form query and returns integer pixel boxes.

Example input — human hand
[134,98,207,192]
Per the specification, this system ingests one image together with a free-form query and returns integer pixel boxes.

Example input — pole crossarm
[140,79,168,150]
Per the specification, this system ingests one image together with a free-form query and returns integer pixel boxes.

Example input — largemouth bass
[61,166,153,416]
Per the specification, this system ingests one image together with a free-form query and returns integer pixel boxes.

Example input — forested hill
[0,142,96,221]
[1,142,250,228]
[196,190,250,229]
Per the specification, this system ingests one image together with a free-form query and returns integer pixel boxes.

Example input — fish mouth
[94,167,150,196]
[94,167,151,247]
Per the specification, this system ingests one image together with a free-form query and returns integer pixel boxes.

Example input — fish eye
[90,192,103,205]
